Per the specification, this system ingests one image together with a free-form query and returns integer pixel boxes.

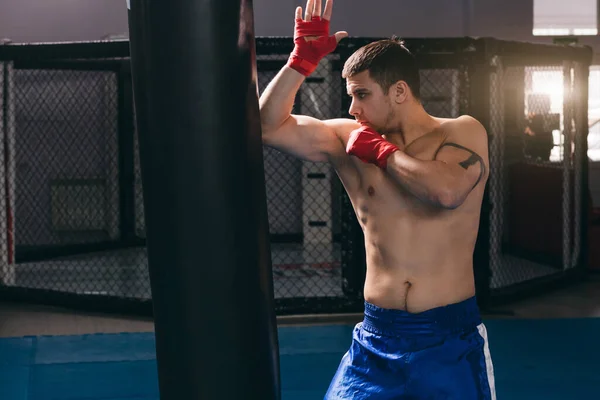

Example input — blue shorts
[325,297,496,399]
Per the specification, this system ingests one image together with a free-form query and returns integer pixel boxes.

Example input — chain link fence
[254,50,351,313]
[0,38,592,315]
[486,55,590,303]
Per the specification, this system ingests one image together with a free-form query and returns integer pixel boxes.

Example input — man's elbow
[258,102,274,133]
[435,189,464,210]
[259,112,275,143]
[260,125,276,147]
[259,108,285,140]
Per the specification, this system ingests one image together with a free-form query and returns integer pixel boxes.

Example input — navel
[367,186,375,196]
[403,281,412,310]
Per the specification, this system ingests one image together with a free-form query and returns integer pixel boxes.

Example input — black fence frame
[0,37,593,316]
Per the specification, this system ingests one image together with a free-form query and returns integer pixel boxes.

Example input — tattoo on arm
[459,153,481,170]
[436,142,486,190]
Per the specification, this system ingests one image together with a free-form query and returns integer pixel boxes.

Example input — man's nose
[348,98,359,116]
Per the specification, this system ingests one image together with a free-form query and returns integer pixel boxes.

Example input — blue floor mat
[1,318,599,399]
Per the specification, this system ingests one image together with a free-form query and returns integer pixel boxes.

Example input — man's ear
[392,81,409,104]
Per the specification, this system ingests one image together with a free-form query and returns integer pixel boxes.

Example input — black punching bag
[126,0,280,399]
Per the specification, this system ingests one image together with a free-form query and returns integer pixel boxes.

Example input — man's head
[342,37,421,133]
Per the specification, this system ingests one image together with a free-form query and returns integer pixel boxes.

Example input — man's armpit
[327,118,362,147]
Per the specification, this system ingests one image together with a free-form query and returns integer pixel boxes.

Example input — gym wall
[2,0,600,60]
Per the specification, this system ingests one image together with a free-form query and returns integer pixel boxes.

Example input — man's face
[346,71,396,134]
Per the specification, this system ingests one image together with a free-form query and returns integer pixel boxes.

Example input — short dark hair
[342,36,420,100]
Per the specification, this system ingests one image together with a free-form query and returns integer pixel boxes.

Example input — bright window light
[530,70,563,115]
[527,67,600,161]
[587,67,600,161]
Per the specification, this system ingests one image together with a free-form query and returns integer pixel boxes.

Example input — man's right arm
[259,0,349,163]
[259,65,346,163]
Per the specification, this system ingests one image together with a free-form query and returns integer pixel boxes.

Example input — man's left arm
[385,116,489,209]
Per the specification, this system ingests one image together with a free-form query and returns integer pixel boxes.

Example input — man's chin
[368,124,387,133]
[358,121,375,129]
[356,121,386,133]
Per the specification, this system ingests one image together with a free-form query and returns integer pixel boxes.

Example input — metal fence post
[572,60,591,272]
[562,61,574,271]
[466,40,494,307]
[116,61,136,243]
[0,40,15,287]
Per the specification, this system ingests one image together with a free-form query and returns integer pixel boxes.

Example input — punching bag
[126,0,280,399]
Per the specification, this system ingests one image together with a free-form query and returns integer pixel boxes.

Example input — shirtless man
[259,1,496,398]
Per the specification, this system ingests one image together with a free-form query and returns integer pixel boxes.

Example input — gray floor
[4,243,344,300]
[490,254,570,289]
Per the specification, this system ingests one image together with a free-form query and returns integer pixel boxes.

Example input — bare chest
[351,143,443,223]
[350,169,420,227]
[334,127,447,221]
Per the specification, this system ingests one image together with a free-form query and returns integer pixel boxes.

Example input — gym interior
[0,1,599,399]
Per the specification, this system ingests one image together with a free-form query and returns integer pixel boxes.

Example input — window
[533,0,597,36]
[587,66,600,161]
[526,66,600,161]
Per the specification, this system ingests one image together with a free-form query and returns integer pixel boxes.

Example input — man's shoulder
[323,118,362,145]
[445,115,486,133]
[324,118,361,134]
[439,115,487,142]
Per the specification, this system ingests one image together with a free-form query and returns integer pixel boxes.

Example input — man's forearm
[259,66,305,132]
[385,151,464,209]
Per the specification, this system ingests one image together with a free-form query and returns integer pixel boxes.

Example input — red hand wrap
[346,126,399,170]
[287,17,338,76]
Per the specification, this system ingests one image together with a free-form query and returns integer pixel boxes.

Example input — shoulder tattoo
[437,142,486,189]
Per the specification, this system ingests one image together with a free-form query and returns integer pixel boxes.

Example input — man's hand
[287,0,348,77]
[346,125,400,170]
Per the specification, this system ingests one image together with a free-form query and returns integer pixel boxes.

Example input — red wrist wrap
[287,17,338,76]
[346,126,399,170]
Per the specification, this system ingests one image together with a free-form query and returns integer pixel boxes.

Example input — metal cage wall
[0,37,592,316]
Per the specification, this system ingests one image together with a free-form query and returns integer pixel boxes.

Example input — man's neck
[384,104,438,146]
